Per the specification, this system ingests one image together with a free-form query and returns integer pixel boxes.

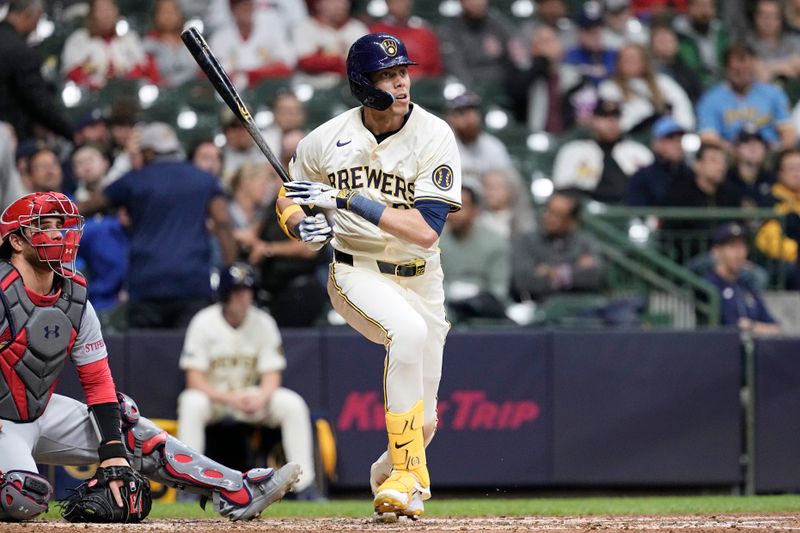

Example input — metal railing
[581,209,722,327]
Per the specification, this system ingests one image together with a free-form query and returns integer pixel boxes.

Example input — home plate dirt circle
[5,515,800,532]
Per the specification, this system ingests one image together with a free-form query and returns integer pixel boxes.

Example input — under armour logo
[43,325,60,339]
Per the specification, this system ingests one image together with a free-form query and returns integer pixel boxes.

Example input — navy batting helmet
[217,262,255,302]
[346,33,417,111]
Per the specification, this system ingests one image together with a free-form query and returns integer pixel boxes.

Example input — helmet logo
[381,38,398,57]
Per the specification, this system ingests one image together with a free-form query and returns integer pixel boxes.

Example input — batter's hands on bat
[298,214,333,244]
[285,181,339,209]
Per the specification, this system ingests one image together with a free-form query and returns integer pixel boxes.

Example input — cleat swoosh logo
[394,439,413,449]
[336,139,352,147]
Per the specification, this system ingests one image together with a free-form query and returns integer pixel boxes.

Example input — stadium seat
[246,78,293,109]
[411,76,448,113]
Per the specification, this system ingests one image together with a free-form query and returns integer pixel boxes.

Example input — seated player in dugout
[177,262,325,501]
[0,192,300,523]
[276,33,462,520]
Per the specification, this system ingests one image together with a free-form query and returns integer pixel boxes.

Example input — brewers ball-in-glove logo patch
[382,38,398,57]
[432,165,454,191]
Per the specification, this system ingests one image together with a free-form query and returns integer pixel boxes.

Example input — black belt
[334,250,426,277]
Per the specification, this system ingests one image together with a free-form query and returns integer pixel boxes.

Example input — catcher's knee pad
[0,470,52,521]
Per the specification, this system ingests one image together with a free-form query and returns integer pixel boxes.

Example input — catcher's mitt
[59,465,152,523]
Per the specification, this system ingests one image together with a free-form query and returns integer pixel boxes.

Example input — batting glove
[298,214,333,245]
[285,181,339,209]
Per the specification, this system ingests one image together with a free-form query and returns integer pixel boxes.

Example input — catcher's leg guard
[373,400,430,518]
[0,470,52,521]
[118,392,300,521]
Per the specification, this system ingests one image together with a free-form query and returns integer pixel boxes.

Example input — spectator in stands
[602,0,649,50]
[520,0,576,50]
[177,262,323,500]
[705,223,781,334]
[249,169,327,327]
[62,0,157,89]
[627,116,692,207]
[755,148,800,289]
[480,168,536,238]
[293,0,368,78]
[563,4,617,88]
[229,163,272,256]
[439,179,510,320]
[552,98,653,204]
[511,191,603,301]
[209,0,296,89]
[71,144,129,330]
[280,128,305,169]
[25,147,63,192]
[221,107,264,186]
[674,0,729,89]
[262,91,306,156]
[0,123,26,210]
[630,0,687,17]
[507,25,570,133]
[144,0,199,88]
[787,0,800,35]
[444,91,515,180]
[73,109,112,153]
[205,0,309,38]
[598,43,695,134]
[697,44,795,151]
[649,18,703,103]
[189,138,223,178]
[664,143,740,208]
[0,0,73,142]
[747,0,800,82]
[440,0,525,88]
[369,0,442,77]
[727,127,775,208]
[79,122,238,329]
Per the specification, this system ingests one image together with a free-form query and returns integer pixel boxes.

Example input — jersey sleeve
[288,134,327,184]
[256,311,287,374]
[412,123,462,212]
[179,311,210,372]
[71,301,108,366]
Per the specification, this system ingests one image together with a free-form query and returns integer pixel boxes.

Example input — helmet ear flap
[348,70,394,111]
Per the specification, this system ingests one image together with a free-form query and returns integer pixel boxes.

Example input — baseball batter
[0,192,300,522]
[177,262,318,498]
[277,33,462,519]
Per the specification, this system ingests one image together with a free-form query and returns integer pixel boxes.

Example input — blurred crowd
[0,0,798,333]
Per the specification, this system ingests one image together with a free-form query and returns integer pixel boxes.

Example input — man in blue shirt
[697,44,795,151]
[704,222,781,334]
[80,122,238,328]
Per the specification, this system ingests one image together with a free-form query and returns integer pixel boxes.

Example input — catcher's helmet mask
[0,192,84,278]
[347,33,417,111]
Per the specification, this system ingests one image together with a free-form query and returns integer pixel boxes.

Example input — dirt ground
[3,515,800,532]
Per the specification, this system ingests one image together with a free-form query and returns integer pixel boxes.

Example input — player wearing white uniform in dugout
[0,192,300,523]
[277,33,462,520]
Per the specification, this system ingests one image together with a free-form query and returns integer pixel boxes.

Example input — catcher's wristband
[98,441,128,462]
[336,190,385,225]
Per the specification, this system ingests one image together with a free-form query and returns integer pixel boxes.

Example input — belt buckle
[396,258,426,277]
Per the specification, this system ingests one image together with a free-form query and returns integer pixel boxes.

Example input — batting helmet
[0,192,83,276]
[346,33,417,111]
[217,262,256,302]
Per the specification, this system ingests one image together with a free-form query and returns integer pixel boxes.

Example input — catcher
[0,192,301,523]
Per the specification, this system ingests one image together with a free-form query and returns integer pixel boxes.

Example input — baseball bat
[181,27,291,184]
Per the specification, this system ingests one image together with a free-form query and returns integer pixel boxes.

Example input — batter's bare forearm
[378,208,438,249]
[276,197,304,239]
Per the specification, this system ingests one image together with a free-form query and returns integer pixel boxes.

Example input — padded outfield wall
[53,328,800,493]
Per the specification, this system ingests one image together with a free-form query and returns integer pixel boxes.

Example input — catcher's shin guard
[373,400,430,518]
[118,392,300,520]
[0,470,52,521]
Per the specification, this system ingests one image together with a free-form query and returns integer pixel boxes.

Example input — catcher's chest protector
[0,262,86,421]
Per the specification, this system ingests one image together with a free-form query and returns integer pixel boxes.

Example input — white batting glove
[298,213,333,246]
[285,181,339,209]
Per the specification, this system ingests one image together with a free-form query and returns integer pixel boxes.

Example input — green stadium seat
[246,78,293,109]
[411,76,448,113]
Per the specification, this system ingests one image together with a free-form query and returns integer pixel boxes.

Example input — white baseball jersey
[179,304,286,393]
[289,105,462,263]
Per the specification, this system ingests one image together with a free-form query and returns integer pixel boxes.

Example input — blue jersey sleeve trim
[414,199,451,235]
